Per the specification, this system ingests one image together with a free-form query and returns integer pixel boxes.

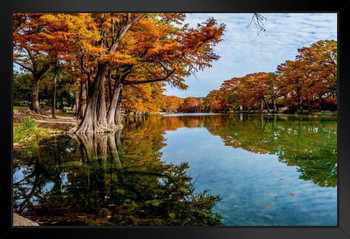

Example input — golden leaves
[100,52,136,65]
[13,13,227,115]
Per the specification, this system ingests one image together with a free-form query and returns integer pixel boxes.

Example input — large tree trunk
[68,15,143,133]
[73,86,80,113]
[73,91,79,112]
[70,64,110,134]
[77,80,88,120]
[297,87,302,111]
[307,95,312,112]
[106,76,122,129]
[108,71,113,105]
[115,89,123,128]
[272,97,278,112]
[263,96,270,113]
[30,78,41,113]
[298,95,302,111]
[260,98,264,112]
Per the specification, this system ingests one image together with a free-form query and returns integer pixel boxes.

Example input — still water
[13,113,337,226]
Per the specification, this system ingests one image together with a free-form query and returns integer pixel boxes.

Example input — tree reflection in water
[203,114,337,188]
[144,114,337,188]
[13,129,223,226]
[13,113,337,226]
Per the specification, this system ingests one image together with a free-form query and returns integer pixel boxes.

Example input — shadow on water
[13,113,337,226]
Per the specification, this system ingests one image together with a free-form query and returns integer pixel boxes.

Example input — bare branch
[247,13,268,35]
[13,61,34,73]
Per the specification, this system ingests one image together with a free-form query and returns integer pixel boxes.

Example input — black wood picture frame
[1,0,349,238]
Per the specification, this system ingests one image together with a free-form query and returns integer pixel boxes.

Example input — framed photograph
[1,0,350,238]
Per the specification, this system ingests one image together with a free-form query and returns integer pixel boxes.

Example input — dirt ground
[13,109,78,131]
[13,213,40,226]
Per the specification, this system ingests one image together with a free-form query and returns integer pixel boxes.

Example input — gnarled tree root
[67,122,123,134]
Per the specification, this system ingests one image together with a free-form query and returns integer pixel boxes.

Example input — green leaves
[145,199,163,207]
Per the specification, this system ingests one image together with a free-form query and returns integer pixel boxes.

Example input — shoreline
[13,213,40,226]
[12,109,337,144]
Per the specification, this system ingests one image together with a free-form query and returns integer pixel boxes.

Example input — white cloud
[165,13,337,98]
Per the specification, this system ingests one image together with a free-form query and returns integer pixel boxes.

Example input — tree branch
[109,13,144,53]
[79,53,90,78]
[13,61,34,73]
[23,46,37,71]
[247,13,267,34]
[123,69,176,85]
[37,63,51,79]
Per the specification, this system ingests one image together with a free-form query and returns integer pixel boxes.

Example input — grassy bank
[13,117,41,143]
[13,117,64,147]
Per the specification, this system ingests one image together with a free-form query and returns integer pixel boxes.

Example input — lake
[13,113,337,226]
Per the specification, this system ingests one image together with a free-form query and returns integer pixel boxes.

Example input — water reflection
[13,113,337,226]
[13,130,222,226]
[125,114,337,188]
[205,114,337,187]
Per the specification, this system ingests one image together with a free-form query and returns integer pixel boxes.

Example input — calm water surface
[13,113,337,226]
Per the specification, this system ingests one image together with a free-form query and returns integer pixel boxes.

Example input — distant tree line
[162,40,337,114]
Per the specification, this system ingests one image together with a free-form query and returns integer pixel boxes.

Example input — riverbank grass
[13,117,41,143]
[13,117,64,146]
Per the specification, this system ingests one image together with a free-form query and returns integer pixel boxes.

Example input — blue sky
[164,13,337,98]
